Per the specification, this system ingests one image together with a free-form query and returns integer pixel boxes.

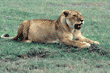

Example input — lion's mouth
[74,23,82,30]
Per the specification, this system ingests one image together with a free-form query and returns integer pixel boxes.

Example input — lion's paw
[82,42,91,48]
[93,41,99,45]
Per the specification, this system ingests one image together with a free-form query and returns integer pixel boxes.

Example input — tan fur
[1,10,99,48]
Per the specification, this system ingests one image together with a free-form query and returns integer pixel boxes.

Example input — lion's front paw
[81,42,91,48]
[93,41,99,45]
[84,42,91,48]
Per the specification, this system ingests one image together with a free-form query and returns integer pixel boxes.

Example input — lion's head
[61,10,84,30]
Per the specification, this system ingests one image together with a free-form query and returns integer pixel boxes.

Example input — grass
[0,0,110,73]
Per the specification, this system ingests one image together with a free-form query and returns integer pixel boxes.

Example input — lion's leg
[62,38,91,48]
[21,25,29,42]
[77,33,99,45]
[57,32,91,48]
[21,28,28,42]
[18,20,30,42]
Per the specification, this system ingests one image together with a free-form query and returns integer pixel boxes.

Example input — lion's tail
[1,34,18,40]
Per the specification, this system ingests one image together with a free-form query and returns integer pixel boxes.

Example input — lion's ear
[62,10,69,17]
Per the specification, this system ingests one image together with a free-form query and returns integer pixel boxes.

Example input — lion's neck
[60,16,71,32]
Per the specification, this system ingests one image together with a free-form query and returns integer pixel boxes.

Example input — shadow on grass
[62,44,110,58]
[87,44,110,58]
[17,42,110,59]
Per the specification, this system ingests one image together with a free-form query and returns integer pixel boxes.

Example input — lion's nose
[80,20,83,22]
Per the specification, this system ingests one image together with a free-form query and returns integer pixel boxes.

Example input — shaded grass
[0,0,110,73]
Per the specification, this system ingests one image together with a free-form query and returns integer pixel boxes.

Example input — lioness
[1,10,99,48]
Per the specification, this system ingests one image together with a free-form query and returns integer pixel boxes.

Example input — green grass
[0,0,110,73]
